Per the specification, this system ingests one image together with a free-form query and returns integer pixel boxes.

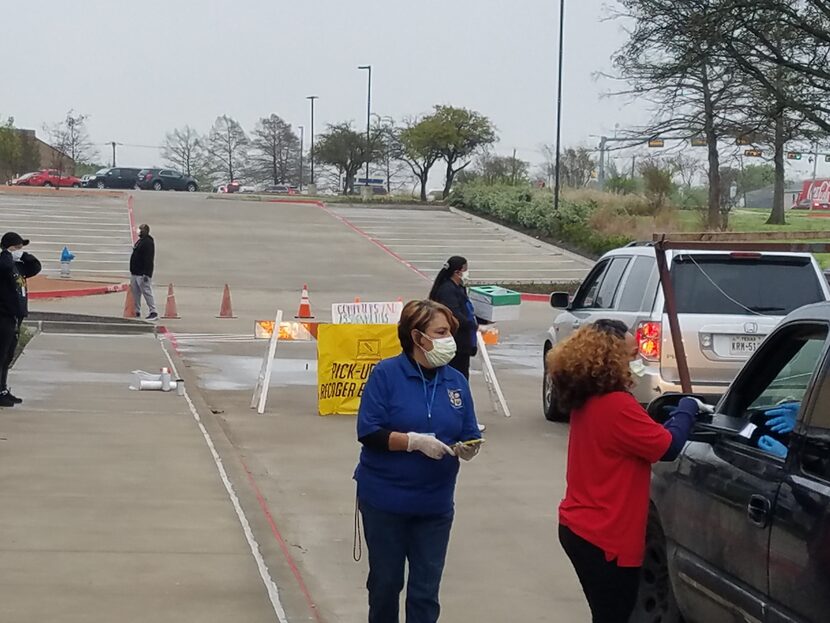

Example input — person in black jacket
[0,231,42,407]
[428,256,478,379]
[130,223,158,320]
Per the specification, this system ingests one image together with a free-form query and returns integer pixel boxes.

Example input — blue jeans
[360,500,454,623]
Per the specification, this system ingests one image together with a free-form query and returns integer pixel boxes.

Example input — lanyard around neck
[417,364,439,420]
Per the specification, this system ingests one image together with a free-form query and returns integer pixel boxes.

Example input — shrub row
[449,184,635,257]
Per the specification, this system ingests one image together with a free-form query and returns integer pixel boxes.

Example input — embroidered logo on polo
[448,389,463,409]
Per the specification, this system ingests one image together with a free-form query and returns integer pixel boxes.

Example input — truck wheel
[630,512,684,623]
[543,345,568,422]
[153,181,163,191]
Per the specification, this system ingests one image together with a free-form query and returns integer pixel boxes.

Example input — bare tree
[162,126,207,176]
[560,147,596,188]
[44,110,97,176]
[609,0,748,228]
[249,114,300,185]
[207,115,249,182]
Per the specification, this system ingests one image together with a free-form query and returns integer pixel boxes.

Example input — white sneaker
[478,423,487,433]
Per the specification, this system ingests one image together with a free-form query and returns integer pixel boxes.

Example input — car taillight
[636,321,661,361]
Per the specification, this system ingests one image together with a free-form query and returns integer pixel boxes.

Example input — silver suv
[542,243,830,421]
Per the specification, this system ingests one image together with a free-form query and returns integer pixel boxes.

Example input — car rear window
[671,254,824,315]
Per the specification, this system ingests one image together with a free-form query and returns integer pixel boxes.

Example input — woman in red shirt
[547,319,701,623]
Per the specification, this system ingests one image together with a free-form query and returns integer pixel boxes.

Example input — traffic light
[690,137,708,147]
[787,152,802,160]
[825,154,830,163]
[744,149,763,157]
[737,136,753,146]
[648,138,665,148]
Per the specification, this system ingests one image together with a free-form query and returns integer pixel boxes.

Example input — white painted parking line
[1,193,132,279]
[329,205,592,282]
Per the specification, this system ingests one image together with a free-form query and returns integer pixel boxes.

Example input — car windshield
[671,254,824,315]
[96,168,109,175]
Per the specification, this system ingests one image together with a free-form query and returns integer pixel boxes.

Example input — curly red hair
[546,324,634,413]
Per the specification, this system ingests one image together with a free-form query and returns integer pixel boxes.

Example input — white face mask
[11,250,24,261]
[630,359,647,377]
[419,333,457,368]
[461,270,470,284]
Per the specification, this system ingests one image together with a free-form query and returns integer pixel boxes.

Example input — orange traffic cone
[217,284,237,318]
[295,284,315,319]
[123,286,137,319]
[163,283,180,319]
[354,296,361,303]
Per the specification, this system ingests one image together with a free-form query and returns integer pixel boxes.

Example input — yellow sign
[317,324,401,416]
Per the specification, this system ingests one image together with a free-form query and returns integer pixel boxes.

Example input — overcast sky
[2,0,820,179]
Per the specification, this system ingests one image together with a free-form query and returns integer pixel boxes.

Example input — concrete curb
[23,319,156,335]
[0,187,127,199]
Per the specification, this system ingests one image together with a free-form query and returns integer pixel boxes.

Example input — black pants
[449,352,470,380]
[0,315,19,391]
[559,525,640,623]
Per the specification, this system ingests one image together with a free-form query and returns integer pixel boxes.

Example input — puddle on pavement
[487,340,543,377]
[189,354,318,391]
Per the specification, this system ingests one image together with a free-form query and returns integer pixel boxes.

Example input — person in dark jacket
[428,256,478,379]
[130,223,157,320]
[0,231,42,407]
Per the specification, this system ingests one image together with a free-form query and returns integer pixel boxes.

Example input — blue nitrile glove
[758,435,788,459]
[764,402,800,435]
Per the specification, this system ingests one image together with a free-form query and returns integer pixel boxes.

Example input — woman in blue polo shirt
[355,299,483,623]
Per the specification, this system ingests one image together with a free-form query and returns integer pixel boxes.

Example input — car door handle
[747,494,771,528]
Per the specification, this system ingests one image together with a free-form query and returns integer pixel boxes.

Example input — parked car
[262,184,298,195]
[637,301,830,623]
[136,169,199,192]
[9,172,38,186]
[84,167,141,189]
[10,169,81,187]
[543,243,830,421]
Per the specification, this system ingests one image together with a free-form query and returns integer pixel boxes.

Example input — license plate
[730,335,763,356]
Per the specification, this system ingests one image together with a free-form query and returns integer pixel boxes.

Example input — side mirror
[646,393,716,424]
[550,292,570,309]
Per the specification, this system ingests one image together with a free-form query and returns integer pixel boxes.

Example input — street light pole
[553,0,565,213]
[359,65,372,187]
[298,125,304,192]
[307,96,319,187]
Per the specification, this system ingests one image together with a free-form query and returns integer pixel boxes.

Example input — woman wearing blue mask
[355,299,483,623]
[428,256,477,380]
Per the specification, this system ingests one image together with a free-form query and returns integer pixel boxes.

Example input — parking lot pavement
[25,192,591,621]
[328,205,593,283]
[0,192,132,280]
[1,333,282,623]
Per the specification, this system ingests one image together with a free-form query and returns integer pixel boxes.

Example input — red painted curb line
[30,282,128,299]
[520,293,551,302]
[240,457,325,623]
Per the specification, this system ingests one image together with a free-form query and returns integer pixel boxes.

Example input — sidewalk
[0,332,281,623]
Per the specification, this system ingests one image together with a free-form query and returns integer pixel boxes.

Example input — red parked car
[11,169,82,188]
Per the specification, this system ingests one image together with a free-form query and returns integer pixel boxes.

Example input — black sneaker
[0,392,15,407]
[6,391,22,404]
[146,313,159,321]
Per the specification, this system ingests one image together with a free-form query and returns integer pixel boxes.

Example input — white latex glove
[454,442,481,462]
[689,397,715,414]
[407,433,456,460]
